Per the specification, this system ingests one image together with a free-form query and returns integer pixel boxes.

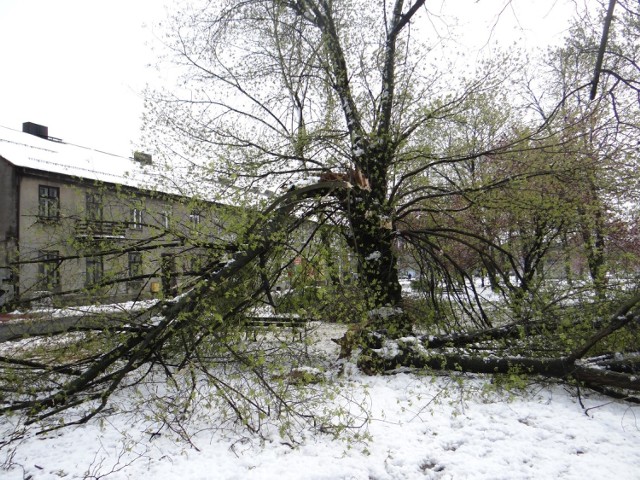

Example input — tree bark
[362,343,640,393]
[357,293,640,394]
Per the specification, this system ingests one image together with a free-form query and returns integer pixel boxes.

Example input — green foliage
[484,370,539,400]
[276,282,368,325]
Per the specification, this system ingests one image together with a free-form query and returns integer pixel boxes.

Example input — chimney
[133,151,152,165]
[22,122,49,139]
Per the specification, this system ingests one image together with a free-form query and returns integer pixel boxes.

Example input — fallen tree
[351,292,640,399]
[0,181,346,432]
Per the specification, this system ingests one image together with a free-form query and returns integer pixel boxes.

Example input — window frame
[38,185,60,220]
[38,250,61,291]
[130,207,144,230]
[128,251,143,278]
[86,192,103,222]
[85,256,104,287]
[189,210,201,225]
[161,208,171,229]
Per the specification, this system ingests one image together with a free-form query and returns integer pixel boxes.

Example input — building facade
[0,122,237,308]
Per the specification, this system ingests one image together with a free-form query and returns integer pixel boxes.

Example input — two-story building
[0,122,242,308]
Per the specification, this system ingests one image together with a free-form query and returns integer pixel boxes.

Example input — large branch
[568,292,640,361]
[293,0,365,158]
[416,293,640,355]
[0,181,347,421]
[377,0,426,137]
[365,339,640,394]
[590,0,617,100]
[391,0,426,37]
[359,293,640,397]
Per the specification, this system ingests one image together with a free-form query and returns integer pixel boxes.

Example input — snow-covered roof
[0,124,152,190]
[0,124,279,207]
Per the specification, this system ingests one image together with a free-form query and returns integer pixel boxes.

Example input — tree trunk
[346,172,409,336]
[360,343,640,393]
[356,294,640,394]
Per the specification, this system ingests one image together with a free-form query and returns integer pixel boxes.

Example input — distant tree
[531,6,640,297]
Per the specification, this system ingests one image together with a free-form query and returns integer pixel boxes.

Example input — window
[38,251,60,291]
[161,209,171,229]
[86,193,103,222]
[38,185,59,219]
[130,208,144,230]
[128,252,143,292]
[128,252,143,278]
[188,254,202,274]
[161,254,177,296]
[86,256,103,286]
[189,210,201,225]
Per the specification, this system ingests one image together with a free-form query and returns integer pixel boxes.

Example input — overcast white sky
[0,0,169,156]
[0,1,578,158]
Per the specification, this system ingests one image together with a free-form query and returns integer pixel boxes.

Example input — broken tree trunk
[0,181,342,424]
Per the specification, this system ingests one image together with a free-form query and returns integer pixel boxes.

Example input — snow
[0,125,244,205]
[2,373,638,479]
[1,323,638,479]
[0,124,152,189]
[369,306,404,319]
[365,251,382,261]
[11,299,160,320]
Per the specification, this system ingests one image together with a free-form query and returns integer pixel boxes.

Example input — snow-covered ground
[1,324,639,479]
[6,299,160,320]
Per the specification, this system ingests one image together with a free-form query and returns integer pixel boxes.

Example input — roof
[0,124,279,207]
[0,124,153,190]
